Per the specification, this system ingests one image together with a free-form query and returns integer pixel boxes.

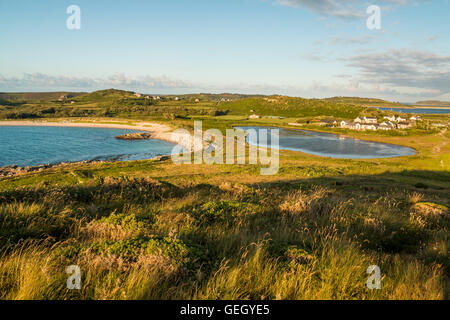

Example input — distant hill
[73,89,136,102]
[324,97,402,106]
[73,90,265,102]
[416,100,450,107]
[0,92,85,101]
[162,93,266,101]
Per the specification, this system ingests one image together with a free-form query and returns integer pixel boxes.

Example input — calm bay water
[376,107,450,114]
[0,126,176,167]
[236,126,416,159]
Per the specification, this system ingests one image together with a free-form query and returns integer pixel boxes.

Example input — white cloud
[275,0,419,19]
[332,35,372,45]
[346,49,450,95]
[0,73,193,92]
[1,54,447,102]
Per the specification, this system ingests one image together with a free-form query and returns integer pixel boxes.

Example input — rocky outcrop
[0,160,104,178]
[115,132,152,140]
[0,155,177,179]
[0,164,52,177]
[151,155,171,161]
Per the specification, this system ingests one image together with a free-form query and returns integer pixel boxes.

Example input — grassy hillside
[220,96,365,118]
[72,89,136,102]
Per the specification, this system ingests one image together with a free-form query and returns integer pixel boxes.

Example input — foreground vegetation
[0,89,449,300]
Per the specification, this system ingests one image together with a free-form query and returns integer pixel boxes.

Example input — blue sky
[0,0,449,102]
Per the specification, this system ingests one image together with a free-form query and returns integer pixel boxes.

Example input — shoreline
[411,105,450,109]
[0,119,173,138]
[0,156,173,178]
[0,119,200,152]
[275,123,420,150]
[241,124,418,157]
[0,119,208,177]
[0,119,187,178]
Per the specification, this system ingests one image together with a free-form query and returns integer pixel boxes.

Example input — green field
[0,90,449,300]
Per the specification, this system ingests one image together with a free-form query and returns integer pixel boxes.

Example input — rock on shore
[115,132,152,140]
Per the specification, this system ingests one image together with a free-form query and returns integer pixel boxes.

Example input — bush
[5,112,41,119]
[208,109,229,116]
[100,212,153,233]
[58,236,193,266]
[40,107,56,115]
[190,201,258,226]
[414,182,429,189]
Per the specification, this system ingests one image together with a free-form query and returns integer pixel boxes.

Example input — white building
[340,121,349,128]
[347,122,362,130]
[362,124,378,131]
[386,121,396,129]
[363,117,378,124]
[379,122,393,131]
[320,120,338,126]
[397,122,412,129]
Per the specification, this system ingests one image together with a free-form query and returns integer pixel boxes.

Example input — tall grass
[0,167,448,300]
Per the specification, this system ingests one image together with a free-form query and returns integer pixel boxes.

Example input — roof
[321,120,337,123]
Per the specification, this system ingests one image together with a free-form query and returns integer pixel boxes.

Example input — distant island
[416,100,450,107]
